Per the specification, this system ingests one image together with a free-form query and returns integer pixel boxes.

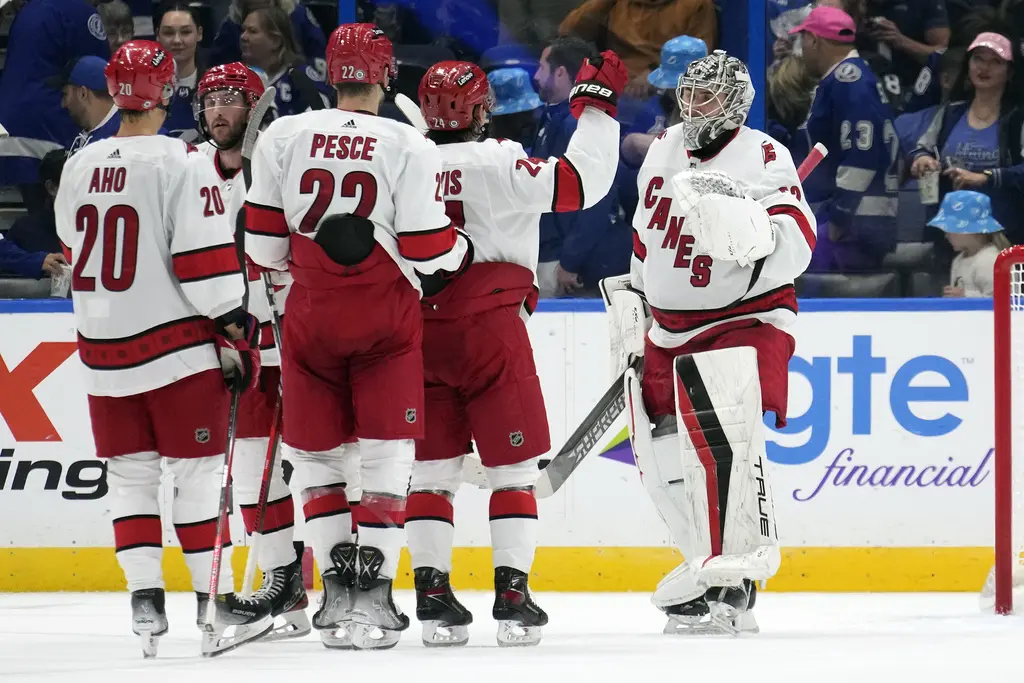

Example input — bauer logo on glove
[568,50,628,119]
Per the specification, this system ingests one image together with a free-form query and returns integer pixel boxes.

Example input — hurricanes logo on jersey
[762,142,776,167]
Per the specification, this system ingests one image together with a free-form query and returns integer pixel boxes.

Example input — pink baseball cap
[969,32,1013,61]
[789,6,857,43]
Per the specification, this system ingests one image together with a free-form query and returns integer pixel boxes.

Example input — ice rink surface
[2,592,1021,682]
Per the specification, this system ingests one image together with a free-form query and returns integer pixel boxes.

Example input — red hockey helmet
[197,62,266,108]
[418,61,493,131]
[326,23,395,87]
[104,40,175,111]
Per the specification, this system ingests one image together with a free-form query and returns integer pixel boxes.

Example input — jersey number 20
[73,204,140,292]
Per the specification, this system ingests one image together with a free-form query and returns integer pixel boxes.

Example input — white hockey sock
[287,444,355,575]
[357,438,415,580]
[107,452,164,593]
[233,437,297,571]
[406,457,463,574]
[166,457,233,594]
[486,459,540,573]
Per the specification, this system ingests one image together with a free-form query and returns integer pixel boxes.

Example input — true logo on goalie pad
[405,408,417,424]
[753,454,772,538]
[510,431,524,447]
[194,428,210,444]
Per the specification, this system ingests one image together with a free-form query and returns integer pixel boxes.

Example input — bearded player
[612,50,815,634]
[194,62,311,641]
[406,53,624,647]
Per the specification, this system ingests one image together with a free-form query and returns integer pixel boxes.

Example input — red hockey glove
[214,309,262,392]
[569,50,628,119]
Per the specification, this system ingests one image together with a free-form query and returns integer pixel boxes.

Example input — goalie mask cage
[991,246,1024,615]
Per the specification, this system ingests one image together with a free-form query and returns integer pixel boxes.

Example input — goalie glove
[569,50,628,119]
[670,169,744,217]
[685,194,777,268]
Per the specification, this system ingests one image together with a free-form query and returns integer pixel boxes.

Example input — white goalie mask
[676,50,755,151]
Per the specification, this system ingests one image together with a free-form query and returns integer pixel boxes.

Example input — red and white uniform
[56,136,245,399]
[632,125,815,423]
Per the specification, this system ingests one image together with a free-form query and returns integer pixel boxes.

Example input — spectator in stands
[157,2,206,140]
[46,56,118,156]
[98,0,135,54]
[910,31,1024,245]
[532,36,629,297]
[212,0,326,77]
[558,0,716,95]
[487,67,543,147]
[0,0,109,210]
[767,55,817,153]
[121,0,157,39]
[862,0,950,107]
[928,190,1008,296]
[895,47,963,158]
[0,234,65,279]
[497,0,581,52]
[5,150,64,255]
[793,6,899,271]
[771,0,863,66]
[241,7,331,116]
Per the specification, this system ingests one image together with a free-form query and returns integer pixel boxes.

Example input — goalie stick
[535,143,829,499]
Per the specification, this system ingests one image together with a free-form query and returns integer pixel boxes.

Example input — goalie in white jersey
[194,62,311,641]
[54,40,272,658]
[243,23,471,650]
[610,50,815,634]
[406,53,624,647]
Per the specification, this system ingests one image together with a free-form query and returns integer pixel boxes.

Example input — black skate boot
[131,588,168,659]
[661,595,713,635]
[313,542,358,649]
[704,580,759,635]
[196,591,274,657]
[492,566,547,647]
[255,552,312,641]
[415,567,473,647]
[348,546,410,650]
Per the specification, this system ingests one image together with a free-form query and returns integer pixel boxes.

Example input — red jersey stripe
[489,489,538,520]
[552,156,584,212]
[652,285,797,335]
[767,203,816,251]
[172,244,240,284]
[632,229,647,261]
[406,491,454,524]
[397,224,457,262]
[77,316,216,370]
[245,202,289,238]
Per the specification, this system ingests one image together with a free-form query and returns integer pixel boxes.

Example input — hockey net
[986,246,1024,614]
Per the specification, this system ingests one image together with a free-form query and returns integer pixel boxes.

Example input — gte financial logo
[767,335,989,501]
[0,342,107,500]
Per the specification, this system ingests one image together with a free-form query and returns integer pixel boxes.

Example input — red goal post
[991,246,1024,614]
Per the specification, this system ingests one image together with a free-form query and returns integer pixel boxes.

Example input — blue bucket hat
[648,35,708,90]
[927,190,1004,234]
[488,67,542,116]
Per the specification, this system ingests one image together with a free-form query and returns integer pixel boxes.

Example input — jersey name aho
[632,125,816,349]
[55,136,245,397]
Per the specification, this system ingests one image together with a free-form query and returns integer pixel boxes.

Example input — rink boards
[0,298,998,592]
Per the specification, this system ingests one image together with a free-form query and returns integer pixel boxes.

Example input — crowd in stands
[1,0,1021,299]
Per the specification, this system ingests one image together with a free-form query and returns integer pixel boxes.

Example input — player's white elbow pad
[689,195,776,268]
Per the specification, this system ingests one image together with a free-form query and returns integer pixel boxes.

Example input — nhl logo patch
[195,428,210,444]
[509,431,524,447]
[405,408,417,423]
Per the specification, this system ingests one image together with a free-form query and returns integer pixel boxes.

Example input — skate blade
[138,632,162,659]
[705,603,758,637]
[663,614,730,636]
[350,622,402,650]
[421,621,469,648]
[496,620,542,647]
[263,611,312,642]
[320,625,354,650]
[200,616,274,658]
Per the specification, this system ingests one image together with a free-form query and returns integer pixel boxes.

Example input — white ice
[1,592,1022,682]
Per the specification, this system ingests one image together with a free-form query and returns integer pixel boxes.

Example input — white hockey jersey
[243,109,467,293]
[197,142,288,366]
[632,125,816,349]
[434,107,619,275]
[55,136,245,397]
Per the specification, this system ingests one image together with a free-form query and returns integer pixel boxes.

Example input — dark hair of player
[545,35,597,81]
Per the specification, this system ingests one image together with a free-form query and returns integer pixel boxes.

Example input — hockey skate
[492,566,547,647]
[254,553,312,641]
[415,567,473,647]
[347,546,410,650]
[131,588,168,659]
[704,580,759,636]
[196,591,274,657]
[313,542,358,649]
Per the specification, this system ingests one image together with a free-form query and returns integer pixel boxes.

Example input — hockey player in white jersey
[243,23,471,650]
[195,62,311,641]
[406,54,624,647]
[54,40,272,657]
[612,50,815,634]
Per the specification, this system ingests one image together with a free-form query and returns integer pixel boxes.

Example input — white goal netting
[982,252,1024,614]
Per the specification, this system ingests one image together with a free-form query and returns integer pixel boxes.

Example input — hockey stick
[395,93,428,135]
[535,143,829,499]
[204,382,243,631]
[237,88,287,597]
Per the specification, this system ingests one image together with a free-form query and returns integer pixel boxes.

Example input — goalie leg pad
[407,457,464,573]
[673,346,781,584]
